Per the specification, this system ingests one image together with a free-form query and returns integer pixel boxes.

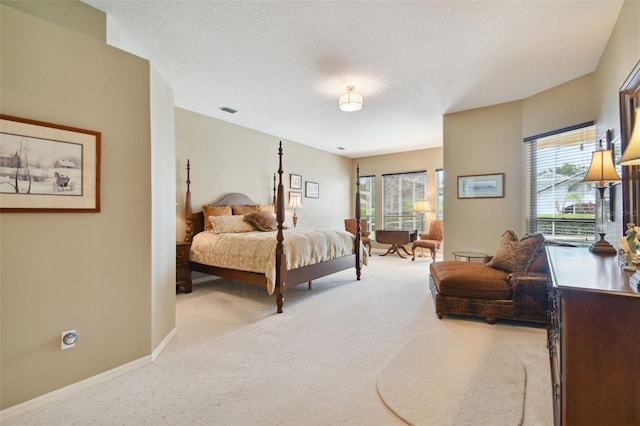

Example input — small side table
[452,251,488,262]
[176,241,192,293]
[376,230,418,258]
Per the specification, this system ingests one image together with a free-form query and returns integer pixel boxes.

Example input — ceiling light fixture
[338,86,363,112]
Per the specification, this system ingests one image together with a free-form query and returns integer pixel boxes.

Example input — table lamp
[288,194,303,228]
[581,142,621,255]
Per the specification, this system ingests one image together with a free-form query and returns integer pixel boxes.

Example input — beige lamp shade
[338,86,364,112]
[582,148,621,187]
[413,199,432,212]
[619,106,640,166]
[288,195,303,209]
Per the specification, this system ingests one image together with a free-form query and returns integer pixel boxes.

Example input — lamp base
[589,238,617,256]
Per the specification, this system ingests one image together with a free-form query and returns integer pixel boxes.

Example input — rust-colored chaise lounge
[429,231,550,324]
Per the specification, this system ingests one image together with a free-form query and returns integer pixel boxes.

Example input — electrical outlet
[61,330,77,350]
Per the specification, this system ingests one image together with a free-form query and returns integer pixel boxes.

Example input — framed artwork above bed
[290,173,302,189]
[305,181,319,199]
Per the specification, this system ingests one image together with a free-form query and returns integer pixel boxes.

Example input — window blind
[382,171,426,230]
[524,123,603,243]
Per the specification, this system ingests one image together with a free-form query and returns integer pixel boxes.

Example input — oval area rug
[376,330,526,426]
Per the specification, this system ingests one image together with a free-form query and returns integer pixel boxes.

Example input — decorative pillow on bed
[231,205,261,215]
[259,204,275,214]
[244,211,278,231]
[486,230,545,273]
[267,212,293,229]
[202,205,232,231]
[208,215,257,233]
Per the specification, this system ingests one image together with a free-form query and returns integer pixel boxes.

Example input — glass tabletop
[451,251,488,259]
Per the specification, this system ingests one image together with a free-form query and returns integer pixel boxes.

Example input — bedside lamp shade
[287,195,302,227]
[287,196,302,210]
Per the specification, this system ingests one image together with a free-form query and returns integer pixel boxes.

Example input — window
[435,169,444,220]
[525,123,606,244]
[382,171,426,232]
[359,175,375,236]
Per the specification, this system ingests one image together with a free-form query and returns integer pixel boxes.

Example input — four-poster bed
[183,142,364,313]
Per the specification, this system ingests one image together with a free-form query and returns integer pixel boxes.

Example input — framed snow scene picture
[0,115,101,212]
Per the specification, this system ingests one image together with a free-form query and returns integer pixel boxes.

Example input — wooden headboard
[190,192,259,236]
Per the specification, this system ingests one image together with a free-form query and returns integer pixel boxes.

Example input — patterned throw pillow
[202,205,232,231]
[244,211,278,232]
[486,230,545,273]
[208,215,257,233]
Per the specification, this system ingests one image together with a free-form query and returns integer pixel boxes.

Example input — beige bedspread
[190,228,363,294]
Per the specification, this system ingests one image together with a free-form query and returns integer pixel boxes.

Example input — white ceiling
[82,0,623,158]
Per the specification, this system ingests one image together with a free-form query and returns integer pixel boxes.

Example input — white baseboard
[1,328,177,422]
[152,326,177,361]
[0,356,150,421]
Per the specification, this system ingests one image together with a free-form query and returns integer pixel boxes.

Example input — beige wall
[443,0,639,258]
[353,148,443,248]
[175,107,353,242]
[0,4,159,409]
[2,0,105,42]
[443,101,524,255]
[593,0,640,244]
[522,74,596,138]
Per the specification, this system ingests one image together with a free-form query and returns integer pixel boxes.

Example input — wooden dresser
[546,246,640,425]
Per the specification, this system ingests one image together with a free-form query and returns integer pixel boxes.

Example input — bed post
[273,173,277,207]
[184,159,193,243]
[355,163,362,280]
[275,142,287,313]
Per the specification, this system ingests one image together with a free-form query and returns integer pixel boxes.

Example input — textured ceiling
[82,0,623,158]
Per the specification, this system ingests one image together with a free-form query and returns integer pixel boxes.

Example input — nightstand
[176,241,192,293]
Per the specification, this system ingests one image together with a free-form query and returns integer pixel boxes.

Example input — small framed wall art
[457,173,504,199]
[0,115,101,212]
[290,173,302,189]
[305,181,319,199]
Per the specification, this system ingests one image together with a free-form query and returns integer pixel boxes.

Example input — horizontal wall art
[0,115,101,212]
[457,173,504,199]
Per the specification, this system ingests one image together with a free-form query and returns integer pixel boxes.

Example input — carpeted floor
[3,249,552,425]
[378,328,529,426]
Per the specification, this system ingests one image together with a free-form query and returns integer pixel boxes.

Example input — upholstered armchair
[411,219,443,261]
[344,218,372,256]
